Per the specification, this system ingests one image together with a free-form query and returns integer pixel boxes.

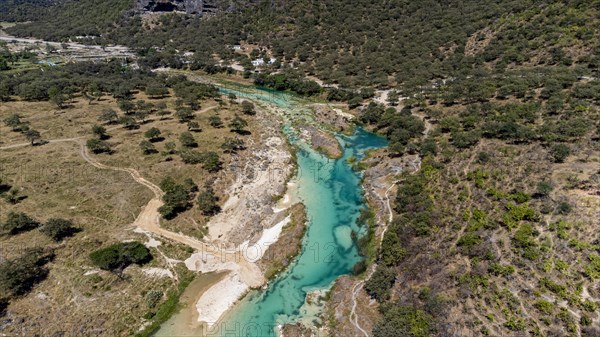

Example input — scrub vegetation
[1,0,599,336]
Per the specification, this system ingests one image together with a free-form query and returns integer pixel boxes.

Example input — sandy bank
[193,272,249,327]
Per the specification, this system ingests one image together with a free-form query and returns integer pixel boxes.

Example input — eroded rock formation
[135,0,217,15]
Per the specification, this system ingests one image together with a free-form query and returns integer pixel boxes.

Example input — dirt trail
[76,141,265,287]
[0,137,265,287]
[348,116,426,335]
[350,277,372,337]
[348,180,397,336]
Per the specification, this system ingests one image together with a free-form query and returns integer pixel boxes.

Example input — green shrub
[513,223,540,260]
[0,248,51,298]
[489,263,515,277]
[89,241,151,272]
[534,300,555,315]
[580,315,592,326]
[1,212,39,235]
[549,143,570,163]
[539,277,567,297]
[557,201,572,215]
[581,299,598,312]
[457,233,482,248]
[373,305,432,337]
[364,266,396,302]
[504,317,525,331]
[584,254,600,280]
[535,181,553,197]
[39,218,77,241]
[503,203,537,229]
[146,290,163,309]
[509,191,531,204]
[86,138,112,154]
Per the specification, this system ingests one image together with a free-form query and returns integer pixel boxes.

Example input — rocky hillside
[1,1,598,336]
[352,3,600,335]
[134,0,218,15]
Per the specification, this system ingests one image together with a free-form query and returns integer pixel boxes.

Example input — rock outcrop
[135,0,217,15]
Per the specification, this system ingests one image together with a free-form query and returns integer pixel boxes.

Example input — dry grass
[1,90,263,237]
[0,90,265,336]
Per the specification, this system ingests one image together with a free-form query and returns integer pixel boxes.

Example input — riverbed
[213,84,387,336]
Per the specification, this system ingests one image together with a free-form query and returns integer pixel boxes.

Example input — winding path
[348,180,398,336]
[76,140,265,287]
[0,137,265,287]
[350,278,372,337]
[348,122,425,335]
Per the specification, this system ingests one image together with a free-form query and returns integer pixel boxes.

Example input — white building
[252,58,265,67]
[252,58,277,67]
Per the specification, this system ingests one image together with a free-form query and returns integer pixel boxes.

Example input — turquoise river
[214,84,387,337]
[156,82,387,337]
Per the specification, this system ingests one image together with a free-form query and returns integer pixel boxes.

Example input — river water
[212,84,387,337]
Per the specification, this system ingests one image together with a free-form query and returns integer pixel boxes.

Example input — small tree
[98,108,118,124]
[89,241,151,273]
[208,115,223,128]
[175,108,194,123]
[179,132,197,148]
[86,138,111,154]
[158,179,192,219]
[140,140,157,155]
[86,83,103,103]
[0,248,50,297]
[535,181,553,198]
[180,150,203,164]
[145,83,169,99]
[228,115,248,134]
[48,86,67,109]
[137,100,154,112]
[134,109,150,124]
[92,125,108,139]
[118,99,135,114]
[364,266,396,302]
[187,121,201,132]
[182,93,200,110]
[112,84,133,100]
[197,187,220,215]
[40,218,77,241]
[24,129,41,146]
[0,177,5,189]
[164,142,177,155]
[119,116,138,129]
[144,127,162,142]
[183,178,198,192]
[2,212,39,235]
[241,100,256,115]
[3,114,22,131]
[221,137,245,153]
[387,90,400,106]
[549,143,570,163]
[348,96,363,109]
[200,151,222,172]
[388,141,405,156]
[156,102,170,120]
[2,187,21,204]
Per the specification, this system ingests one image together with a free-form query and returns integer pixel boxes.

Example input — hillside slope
[1,0,599,336]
